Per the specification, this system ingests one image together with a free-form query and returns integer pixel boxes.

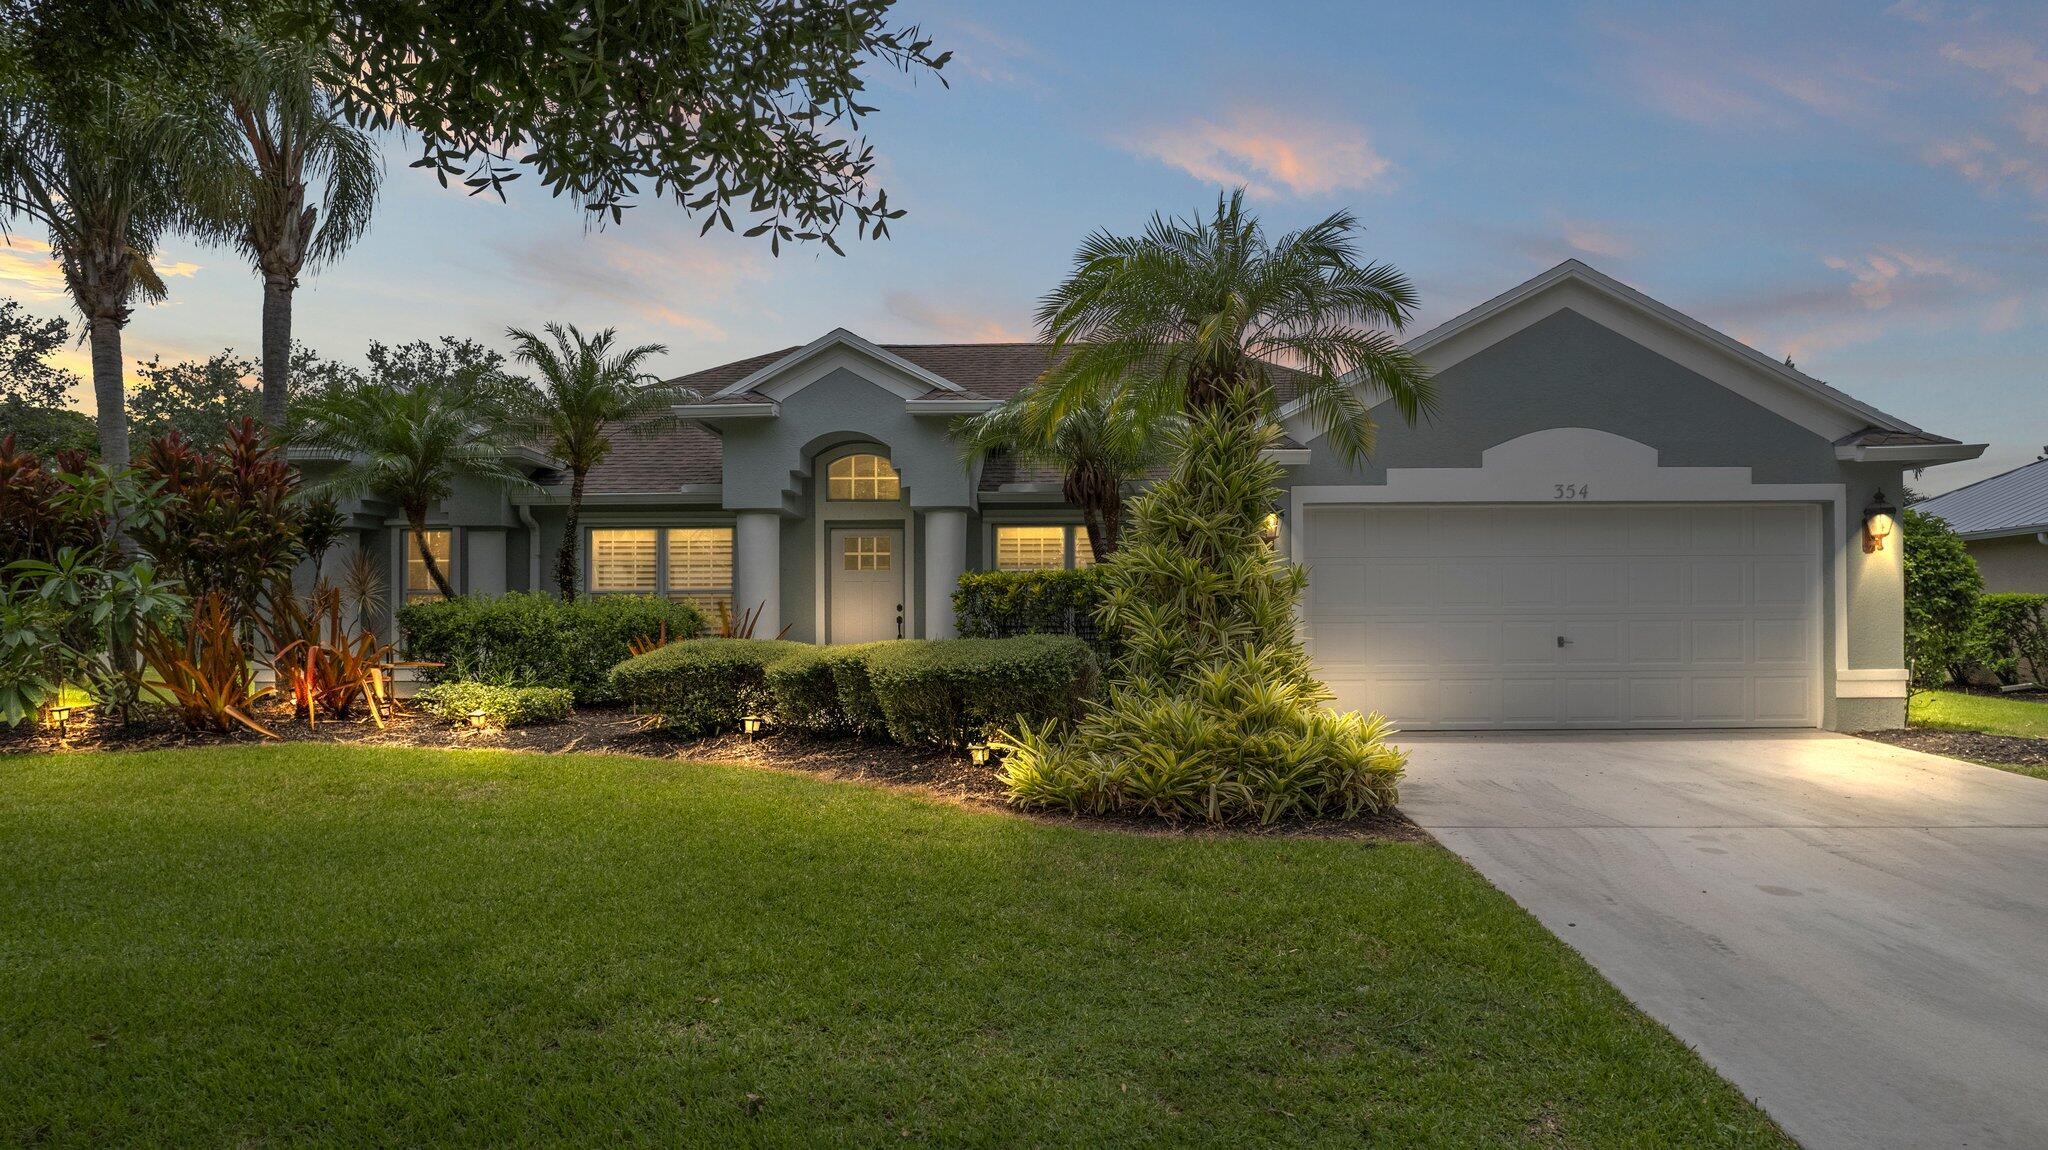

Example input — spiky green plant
[997,386,1404,825]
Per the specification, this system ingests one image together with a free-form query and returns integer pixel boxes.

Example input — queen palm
[218,31,381,428]
[958,389,1172,560]
[292,360,530,599]
[1028,189,1434,461]
[0,76,223,474]
[506,322,681,599]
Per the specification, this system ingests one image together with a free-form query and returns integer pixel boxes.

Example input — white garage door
[1303,504,1821,729]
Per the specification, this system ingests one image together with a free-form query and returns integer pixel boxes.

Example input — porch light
[1863,491,1898,553]
[742,713,765,739]
[1260,512,1281,547]
[967,742,992,767]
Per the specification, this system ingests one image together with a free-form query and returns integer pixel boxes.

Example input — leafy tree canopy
[0,296,78,410]
[125,342,356,448]
[4,0,948,248]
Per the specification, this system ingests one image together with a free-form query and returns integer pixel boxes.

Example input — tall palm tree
[1029,189,1435,464]
[291,362,531,599]
[217,31,381,429]
[0,76,223,475]
[958,390,1172,560]
[507,322,681,599]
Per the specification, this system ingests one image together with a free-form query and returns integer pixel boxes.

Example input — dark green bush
[399,593,703,703]
[1967,593,2048,685]
[954,568,1108,647]
[762,641,901,736]
[415,681,574,727]
[610,638,806,737]
[1903,507,1982,684]
[863,636,1098,747]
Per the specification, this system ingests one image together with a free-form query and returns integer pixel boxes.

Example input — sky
[3,0,2045,493]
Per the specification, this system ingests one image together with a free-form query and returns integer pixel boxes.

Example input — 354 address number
[1553,483,1591,500]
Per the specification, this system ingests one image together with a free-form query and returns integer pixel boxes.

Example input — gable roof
[1916,457,2048,539]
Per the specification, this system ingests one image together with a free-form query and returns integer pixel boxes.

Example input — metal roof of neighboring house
[1916,457,2048,539]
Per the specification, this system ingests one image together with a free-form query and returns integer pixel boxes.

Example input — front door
[829,528,903,643]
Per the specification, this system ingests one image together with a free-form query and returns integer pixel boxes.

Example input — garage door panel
[1305,503,1821,729]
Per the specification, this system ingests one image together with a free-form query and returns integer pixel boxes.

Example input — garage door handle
[1556,635,1572,647]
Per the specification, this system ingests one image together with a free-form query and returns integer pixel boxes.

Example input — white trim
[712,328,961,400]
[1838,668,1910,698]
[1282,260,1923,447]
[905,398,1002,415]
[1284,427,1888,723]
[672,401,779,419]
[1833,442,1987,464]
[1263,447,1312,466]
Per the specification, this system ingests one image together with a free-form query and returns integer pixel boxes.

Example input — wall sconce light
[742,713,765,740]
[1260,512,1281,548]
[1863,491,1898,554]
[967,741,992,767]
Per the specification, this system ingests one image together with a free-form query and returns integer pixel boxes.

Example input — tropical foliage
[506,322,682,598]
[957,390,1169,558]
[997,393,1405,825]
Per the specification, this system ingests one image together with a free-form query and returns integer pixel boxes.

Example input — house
[1915,457,2048,594]
[311,260,1984,732]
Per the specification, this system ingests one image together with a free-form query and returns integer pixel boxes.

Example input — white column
[924,508,968,639]
[734,511,781,637]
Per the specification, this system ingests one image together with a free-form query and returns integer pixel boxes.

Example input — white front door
[1303,504,1822,729]
[829,528,903,643]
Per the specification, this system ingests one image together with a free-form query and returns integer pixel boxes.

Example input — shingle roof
[1836,428,1962,449]
[535,417,725,494]
[1917,457,2048,539]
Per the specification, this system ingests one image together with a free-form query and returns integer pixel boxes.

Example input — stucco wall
[1968,534,2048,595]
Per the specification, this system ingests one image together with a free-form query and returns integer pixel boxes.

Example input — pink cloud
[1942,39,2048,95]
[1123,108,1394,199]
[1558,220,1635,259]
[884,292,1032,342]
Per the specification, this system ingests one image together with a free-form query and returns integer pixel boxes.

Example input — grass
[1909,688,2048,779]
[0,746,1789,1147]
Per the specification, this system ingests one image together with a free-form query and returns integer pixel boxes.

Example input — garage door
[1303,504,1821,729]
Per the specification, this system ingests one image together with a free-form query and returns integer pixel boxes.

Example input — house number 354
[1553,483,1590,500]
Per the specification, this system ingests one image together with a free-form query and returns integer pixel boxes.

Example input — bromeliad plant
[137,593,277,737]
[261,583,405,727]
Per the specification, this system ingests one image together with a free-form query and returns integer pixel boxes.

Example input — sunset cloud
[0,236,66,298]
[1942,38,2048,95]
[1122,109,1393,199]
[884,292,1032,342]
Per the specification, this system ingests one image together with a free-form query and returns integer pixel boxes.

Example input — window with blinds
[405,530,453,602]
[827,453,901,501]
[1073,527,1095,568]
[587,526,734,616]
[994,526,1068,571]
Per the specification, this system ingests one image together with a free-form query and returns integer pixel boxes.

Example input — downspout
[517,501,544,594]
[2038,532,2048,547]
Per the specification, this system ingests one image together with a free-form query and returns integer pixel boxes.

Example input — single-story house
[306,259,1985,731]
[1915,457,2048,594]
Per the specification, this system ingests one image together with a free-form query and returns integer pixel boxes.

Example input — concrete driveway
[1401,731,2048,1150]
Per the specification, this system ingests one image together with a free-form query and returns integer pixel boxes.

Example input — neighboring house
[309,260,1985,732]
[1915,457,2048,594]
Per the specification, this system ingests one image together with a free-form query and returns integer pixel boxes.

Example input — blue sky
[4,0,2044,492]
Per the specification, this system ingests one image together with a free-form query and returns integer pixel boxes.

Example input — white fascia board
[712,327,961,400]
[1956,524,2048,542]
[907,398,1002,415]
[513,487,724,507]
[1263,447,1311,466]
[673,401,780,419]
[1833,442,1988,465]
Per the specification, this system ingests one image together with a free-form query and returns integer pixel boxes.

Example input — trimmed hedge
[954,568,1107,644]
[610,638,805,737]
[398,593,703,703]
[414,681,575,727]
[763,642,895,736]
[863,635,1098,747]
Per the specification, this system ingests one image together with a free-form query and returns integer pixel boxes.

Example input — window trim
[401,527,457,602]
[990,523,1093,571]
[825,452,903,502]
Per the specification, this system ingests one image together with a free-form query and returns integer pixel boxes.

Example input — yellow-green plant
[997,391,1404,825]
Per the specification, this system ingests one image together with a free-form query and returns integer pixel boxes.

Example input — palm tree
[0,77,224,475]
[958,390,1172,560]
[217,31,381,429]
[507,323,681,599]
[1028,189,1435,463]
[291,362,531,599]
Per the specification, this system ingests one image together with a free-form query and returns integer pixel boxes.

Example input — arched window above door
[826,453,901,501]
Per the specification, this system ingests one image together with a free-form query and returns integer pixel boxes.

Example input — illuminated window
[1073,526,1096,568]
[842,534,893,572]
[995,525,1077,571]
[404,530,453,602]
[588,526,734,616]
[827,453,901,501]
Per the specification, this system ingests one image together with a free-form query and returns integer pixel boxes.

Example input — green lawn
[0,747,1788,1147]
[1911,688,2048,739]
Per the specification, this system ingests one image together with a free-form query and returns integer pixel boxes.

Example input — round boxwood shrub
[610,638,806,737]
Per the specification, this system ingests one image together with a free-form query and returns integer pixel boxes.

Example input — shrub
[1966,593,2048,686]
[996,391,1405,825]
[1902,507,1982,685]
[398,593,703,703]
[415,681,574,727]
[609,638,806,736]
[133,420,314,632]
[954,568,1107,641]
[762,643,891,735]
[864,635,1098,747]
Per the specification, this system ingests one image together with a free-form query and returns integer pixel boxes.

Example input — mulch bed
[0,703,1427,842]
[1860,727,2048,768]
